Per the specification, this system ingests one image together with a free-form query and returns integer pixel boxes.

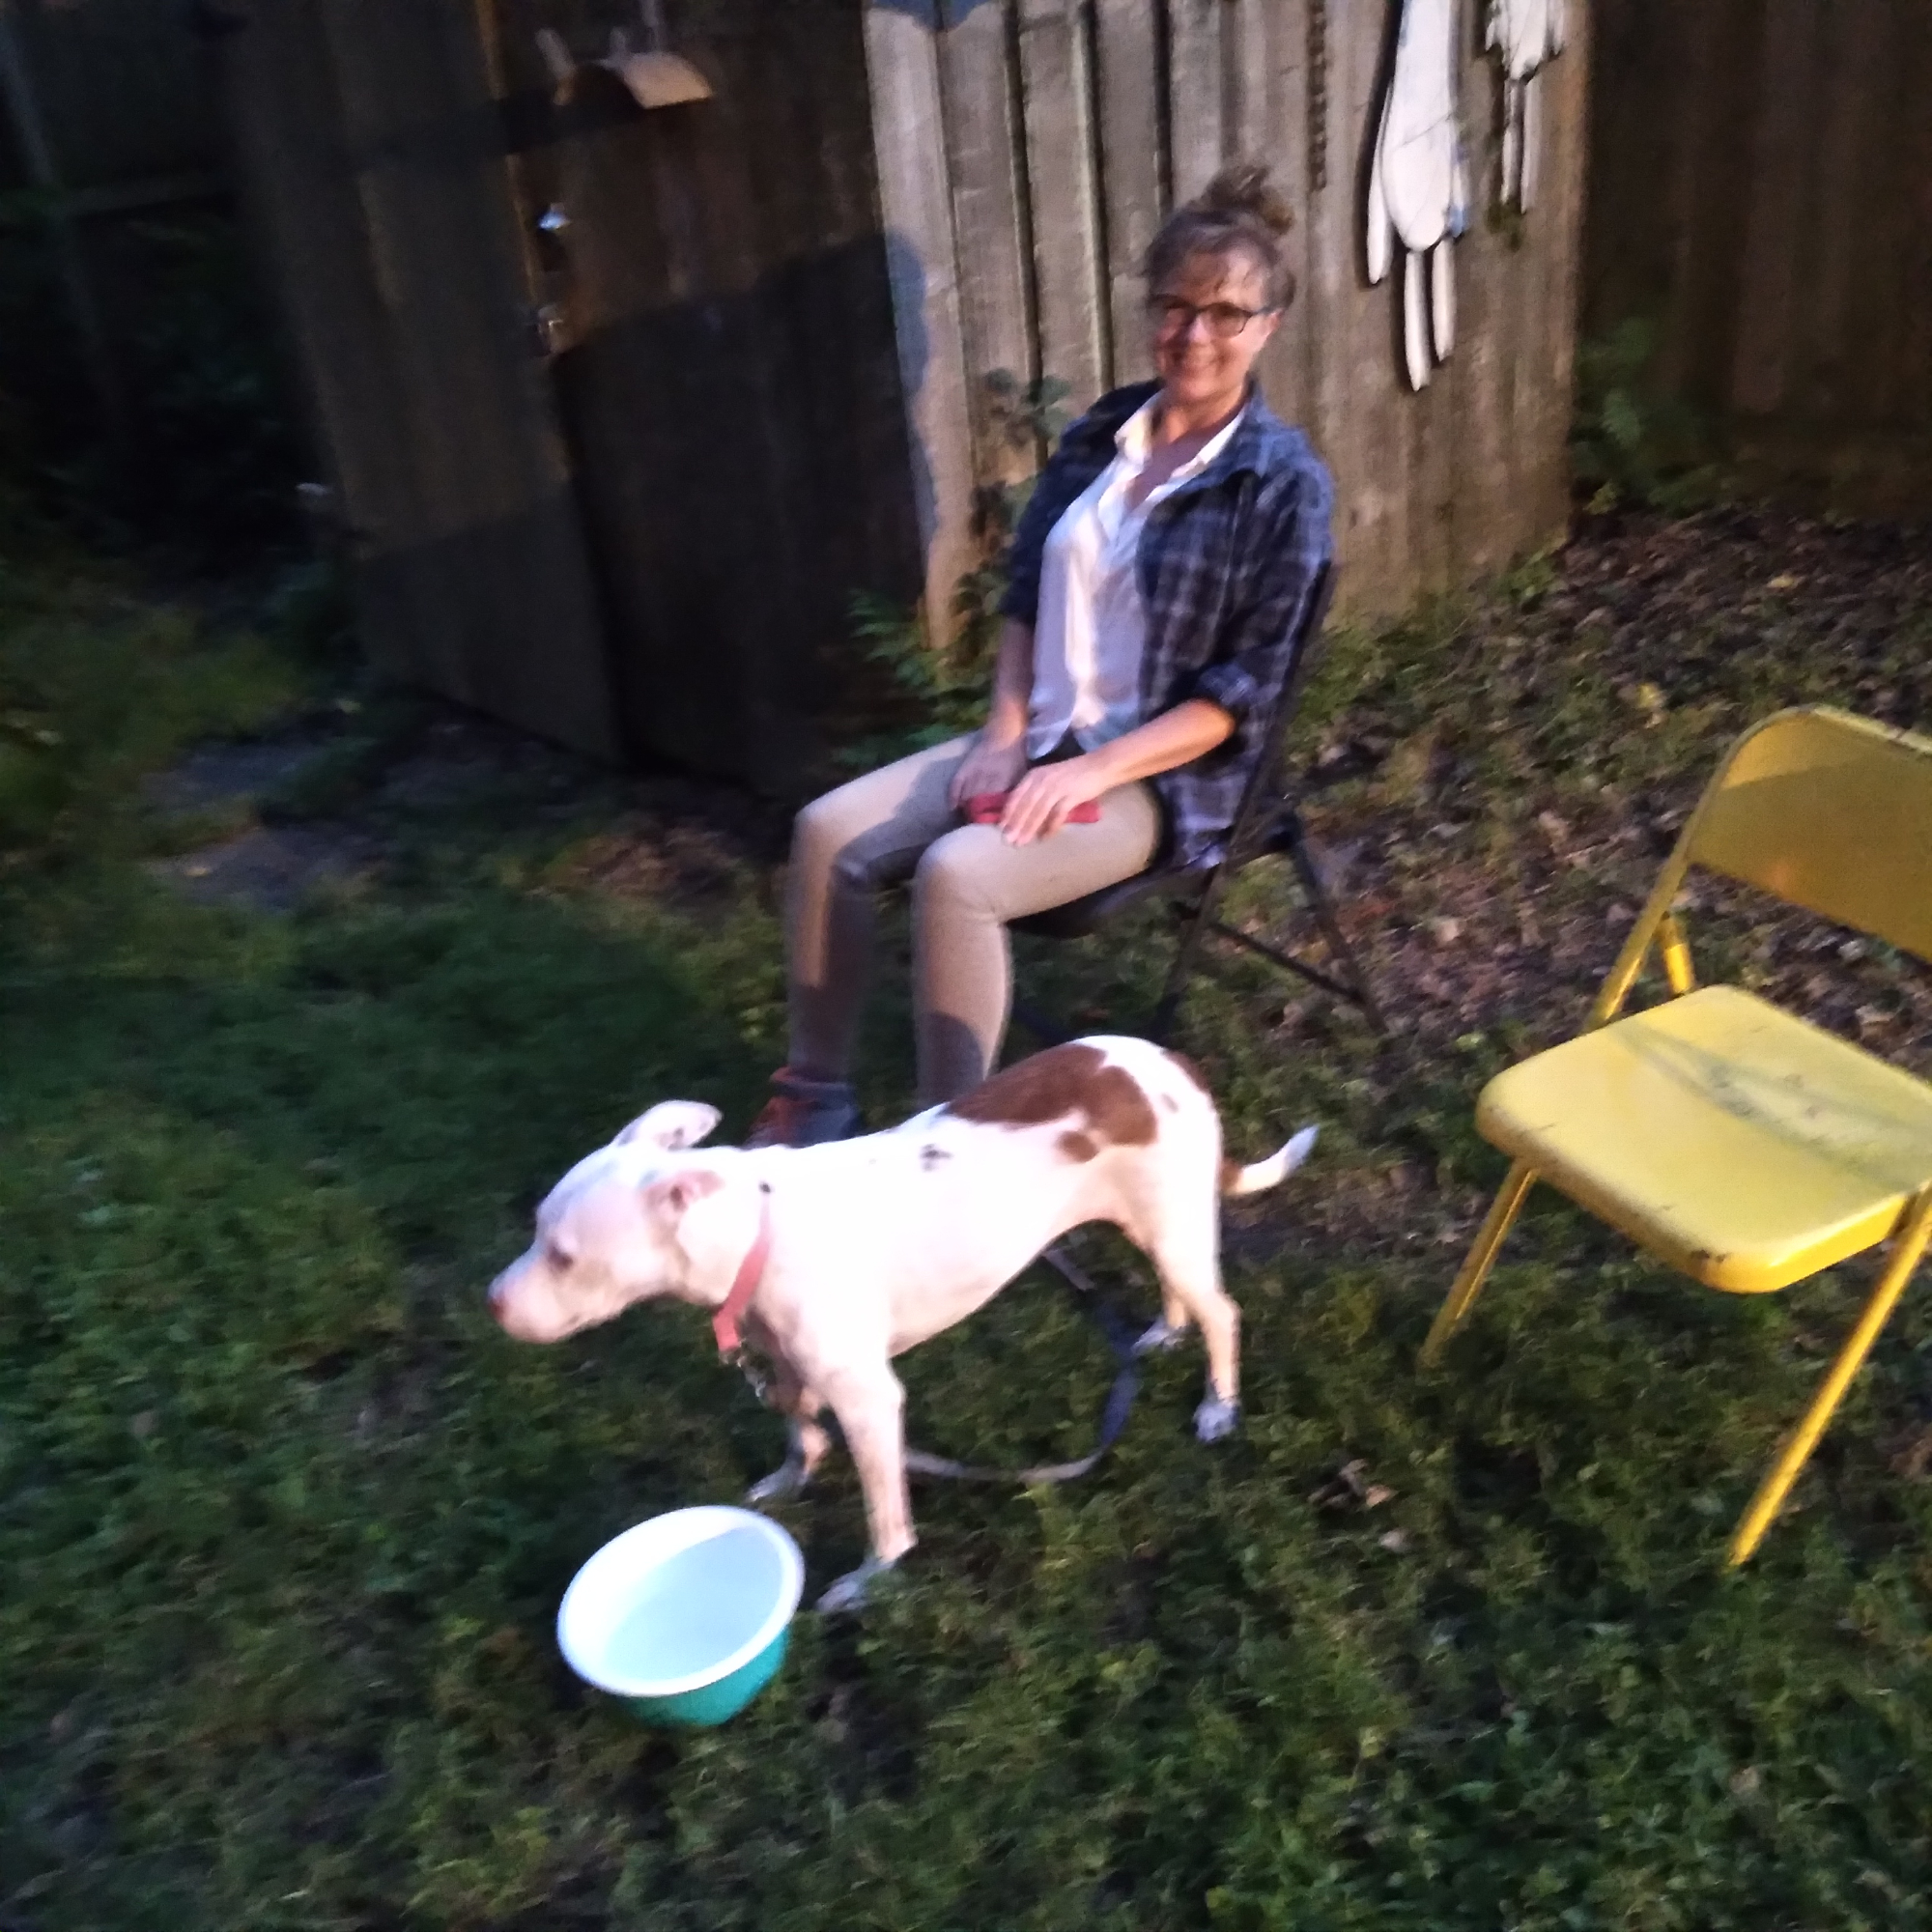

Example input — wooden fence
[1586,0,1932,515]
[867,0,1592,635]
[20,2,1596,791]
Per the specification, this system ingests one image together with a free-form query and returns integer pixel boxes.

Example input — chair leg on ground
[1726,1193,1932,1566]
[1148,828,1386,1044]
[1421,1160,1539,1366]
[1283,823,1388,1033]
[1149,878,1227,1045]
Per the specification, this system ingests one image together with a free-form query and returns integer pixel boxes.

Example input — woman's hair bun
[1199,161,1293,237]
[1143,156,1297,308]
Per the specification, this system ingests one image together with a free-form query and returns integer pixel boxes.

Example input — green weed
[1571,318,1723,515]
[838,372,1070,770]
[0,541,305,863]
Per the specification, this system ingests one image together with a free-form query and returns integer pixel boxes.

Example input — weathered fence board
[863,0,979,659]
[1586,0,1932,514]
[867,0,1590,632]
[939,0,1036,475]
[1094,0,1162,388]
[1164,0,1223,208]
[1017,0,1106,407]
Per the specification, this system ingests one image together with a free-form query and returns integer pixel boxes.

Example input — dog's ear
[616,1101,722,1151]
[640,1165,725,1224]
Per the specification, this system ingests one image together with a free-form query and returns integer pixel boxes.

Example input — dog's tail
[1221,1124,1319,1197]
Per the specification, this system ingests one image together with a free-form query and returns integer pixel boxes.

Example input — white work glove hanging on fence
[1487,0,1567,210]
[1366,0,1471,393]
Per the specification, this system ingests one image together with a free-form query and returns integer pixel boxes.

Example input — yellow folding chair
[1420,707,1932,1563]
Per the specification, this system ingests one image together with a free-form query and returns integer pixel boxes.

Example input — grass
[4,507,1931,1930]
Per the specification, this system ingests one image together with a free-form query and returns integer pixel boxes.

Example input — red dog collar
[712,1189,773,1356]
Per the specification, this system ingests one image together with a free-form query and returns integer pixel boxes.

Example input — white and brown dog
[489,1037,1314,1610]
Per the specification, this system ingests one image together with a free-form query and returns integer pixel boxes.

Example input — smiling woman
[751,163,1335,1145]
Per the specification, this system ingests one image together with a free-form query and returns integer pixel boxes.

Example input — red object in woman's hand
[964,792,1100,827]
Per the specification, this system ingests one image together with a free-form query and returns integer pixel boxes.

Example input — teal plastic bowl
[556,1506,804,1727]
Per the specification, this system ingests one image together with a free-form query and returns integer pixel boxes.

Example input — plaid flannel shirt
[999,380,1334,870]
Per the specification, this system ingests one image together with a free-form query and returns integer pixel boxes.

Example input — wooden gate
[478,0,920,794]
[215,0,621,763]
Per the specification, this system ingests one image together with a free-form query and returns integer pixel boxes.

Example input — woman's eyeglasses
[1148,296,1273,339]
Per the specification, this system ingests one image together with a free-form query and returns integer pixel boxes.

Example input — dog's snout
[488,1272,516,1328]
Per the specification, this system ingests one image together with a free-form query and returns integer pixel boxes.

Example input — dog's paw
[746,1460,810,1504]
[1194,1394,1241,1443]
[815,1557,895,1616]
[1133,1317,1188,1356]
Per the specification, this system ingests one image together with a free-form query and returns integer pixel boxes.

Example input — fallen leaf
[1378,1529,1410,1553]
[1887,1425,1932,1482]
[1430,917,1462,947]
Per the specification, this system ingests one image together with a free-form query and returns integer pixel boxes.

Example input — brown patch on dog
[1058,1129,1099,1162]
[1220,1158,1242,1194]
[946,1042,1157,1146]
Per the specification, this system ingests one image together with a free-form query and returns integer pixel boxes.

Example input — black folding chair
[1009,561,1386,1046]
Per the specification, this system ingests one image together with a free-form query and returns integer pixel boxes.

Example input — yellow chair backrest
[1684,708,1932,964]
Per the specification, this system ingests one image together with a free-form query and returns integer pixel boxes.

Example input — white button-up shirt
[1026,396,1246,759]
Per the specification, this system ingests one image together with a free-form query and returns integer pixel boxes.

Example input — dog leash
[718,1208,1144,1486]
[898,1244,1144,1486]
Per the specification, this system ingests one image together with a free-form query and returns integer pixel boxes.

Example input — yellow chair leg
[1421,1161,1538,1367]
[1657,911,1696,995]
[1727,1197,1932,1566]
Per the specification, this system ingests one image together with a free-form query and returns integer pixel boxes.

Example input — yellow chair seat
[1478,985,1932,1293]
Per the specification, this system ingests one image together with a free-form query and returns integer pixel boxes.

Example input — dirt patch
[141,735,341,817]
[147,824,382,912]
[147,705,792,920]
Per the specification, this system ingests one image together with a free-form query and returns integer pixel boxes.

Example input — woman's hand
[991,700,1236,846]
[947,618,1037,810]
[947,728,1030,811]
[998,753,1112,846]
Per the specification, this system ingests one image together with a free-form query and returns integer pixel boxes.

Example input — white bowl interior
[557,1506,803,1698]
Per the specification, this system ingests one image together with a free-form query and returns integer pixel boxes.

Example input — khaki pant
[785,735,1161,1105]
